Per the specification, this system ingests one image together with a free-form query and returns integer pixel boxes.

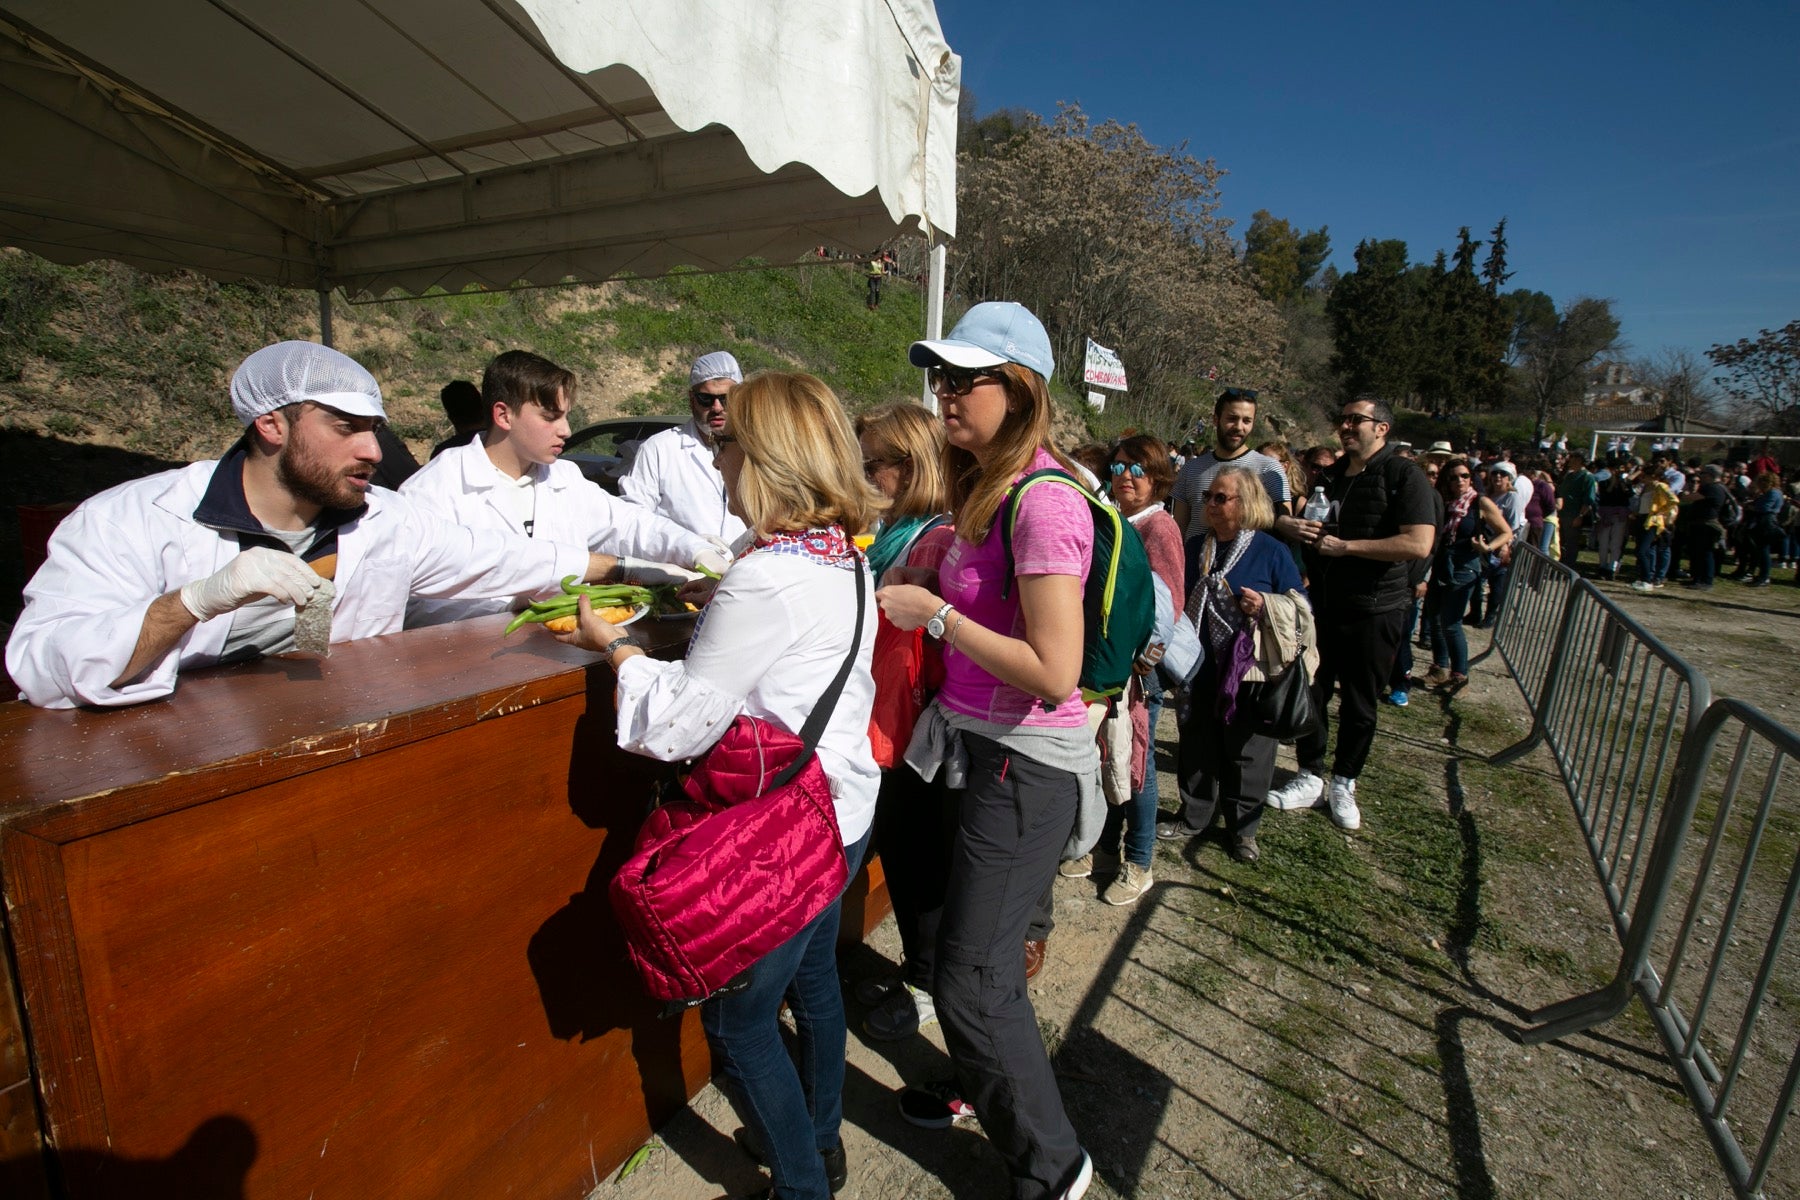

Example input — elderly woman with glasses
[561,371,881,1200]
[1426,457,1512,691]
[1157,464,1306,863]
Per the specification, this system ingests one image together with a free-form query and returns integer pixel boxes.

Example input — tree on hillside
[1244,210,1330,305]
[1514,296,1621,441]
[1706,319,1800,426]
[1477,218,1514,408]
[1422,229,1492,415]
[1326,238,1421,400]
[1639,347,1717,432]
[952,104,1283,434]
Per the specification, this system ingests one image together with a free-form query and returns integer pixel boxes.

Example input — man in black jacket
[1677,464,1734,590]
[1270,396,1436,830]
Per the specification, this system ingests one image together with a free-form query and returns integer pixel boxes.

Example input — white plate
[601,603,652,628]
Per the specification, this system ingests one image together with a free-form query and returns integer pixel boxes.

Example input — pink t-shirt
[938,449,1093,727]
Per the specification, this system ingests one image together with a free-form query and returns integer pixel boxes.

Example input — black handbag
[1243,659,1314,740]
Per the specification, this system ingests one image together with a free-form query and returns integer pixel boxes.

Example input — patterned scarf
[745,525,861,570]
[1186,531,1253,656]
[1441,486,1476,542]
[691,525,861,647]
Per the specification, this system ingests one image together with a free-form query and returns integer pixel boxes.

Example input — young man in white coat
[6,341,622,710]
[399,350,727,627]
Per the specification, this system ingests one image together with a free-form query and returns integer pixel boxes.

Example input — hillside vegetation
[1,250,953,463]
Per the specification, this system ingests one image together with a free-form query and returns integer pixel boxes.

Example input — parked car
[563,416,683,494]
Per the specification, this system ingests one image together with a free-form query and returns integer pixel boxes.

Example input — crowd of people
[11,295,1795,1199]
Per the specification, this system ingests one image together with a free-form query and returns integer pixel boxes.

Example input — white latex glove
[617,557,702,586]
[693,545,733,578]
[179,547,324,621]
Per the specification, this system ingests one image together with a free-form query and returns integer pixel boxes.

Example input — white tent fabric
[0,0,958,300]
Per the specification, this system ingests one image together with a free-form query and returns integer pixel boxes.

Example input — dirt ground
[584,566,1800,1200]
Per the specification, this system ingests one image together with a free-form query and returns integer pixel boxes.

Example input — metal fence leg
[1488,580,1583,767]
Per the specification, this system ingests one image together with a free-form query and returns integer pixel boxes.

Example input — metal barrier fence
[1636,700,1800,1200]
[1478,545,1800,1198]
[1487,546,1711,954]
[1485,539,1579,710]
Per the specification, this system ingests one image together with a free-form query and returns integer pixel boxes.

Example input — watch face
[927,616,946,638]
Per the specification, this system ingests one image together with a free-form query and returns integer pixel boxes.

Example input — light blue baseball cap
[909,301,1054,381]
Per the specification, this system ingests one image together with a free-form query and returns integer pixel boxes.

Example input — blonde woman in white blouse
[560,370,881,1200]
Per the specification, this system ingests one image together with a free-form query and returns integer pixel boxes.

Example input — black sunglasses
[926,366,999,396]
[691,389,730,408]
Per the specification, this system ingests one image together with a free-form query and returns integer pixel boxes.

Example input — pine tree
[1477,218,1515,409]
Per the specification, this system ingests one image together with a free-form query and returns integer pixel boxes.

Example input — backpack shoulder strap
[1000,468,1090,600]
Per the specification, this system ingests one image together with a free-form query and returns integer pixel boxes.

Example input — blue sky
[934,0,1799,363]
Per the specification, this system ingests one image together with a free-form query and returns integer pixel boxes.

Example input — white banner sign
[1086,390,1106,411]
[1083,338,1128,391]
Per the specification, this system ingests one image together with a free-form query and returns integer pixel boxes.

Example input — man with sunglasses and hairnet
[617,351,750,546]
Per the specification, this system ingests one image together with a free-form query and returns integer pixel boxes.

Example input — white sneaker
[1266,771,1325,811]
[1631,580,1654,593]
[1327,775,1361,831]
[1057,1149,1094,1200]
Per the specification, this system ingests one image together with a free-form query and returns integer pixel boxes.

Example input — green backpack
[1000,468,1157,704]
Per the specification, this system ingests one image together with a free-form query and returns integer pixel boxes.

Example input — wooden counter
[0,615,886,1199]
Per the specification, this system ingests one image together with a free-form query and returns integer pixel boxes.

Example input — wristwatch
[600,630,636,658]
[925,602,955,639]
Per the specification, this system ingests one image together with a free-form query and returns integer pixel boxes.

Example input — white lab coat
[399,437,713,626]
[6,461,590,709]
[617,419,748,543]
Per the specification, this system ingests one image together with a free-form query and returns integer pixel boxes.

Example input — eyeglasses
[1200,491,1239,506]
[926,366,999,396]
[1337,412,1382,427]
[1109,461,1146,479]
[691,390,730,409]
[863,453,906,477]
[711,433,738,461]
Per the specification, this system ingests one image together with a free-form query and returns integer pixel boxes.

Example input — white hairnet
[230,341,385,425]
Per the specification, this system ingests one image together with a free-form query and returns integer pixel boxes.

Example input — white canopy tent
[0,0,958,320]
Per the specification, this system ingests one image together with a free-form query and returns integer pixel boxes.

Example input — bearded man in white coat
[6,341,623,709]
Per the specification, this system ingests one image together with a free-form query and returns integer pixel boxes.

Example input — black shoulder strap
[770,557,868,790]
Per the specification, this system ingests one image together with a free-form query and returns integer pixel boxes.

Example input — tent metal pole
[317,287,335,348]
[922,240,947,414]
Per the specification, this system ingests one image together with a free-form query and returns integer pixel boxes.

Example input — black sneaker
[898,1081,976,1129]
[732,1128,848,1194]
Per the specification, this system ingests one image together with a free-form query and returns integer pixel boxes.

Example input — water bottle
[1303,486,1332,524]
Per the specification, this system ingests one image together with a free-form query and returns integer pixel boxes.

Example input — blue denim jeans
[1638,530,1671,584]
[1433,576,1478,677]
[1102,689,1161,868]
[701,829,871,1200]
